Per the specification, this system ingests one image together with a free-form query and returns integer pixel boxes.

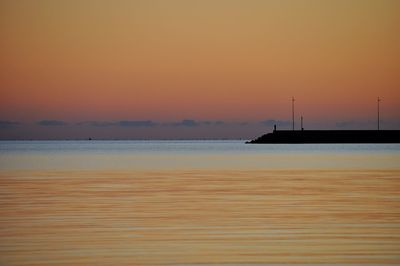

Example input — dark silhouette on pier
[247,129,400,144]
[248,96,400,143]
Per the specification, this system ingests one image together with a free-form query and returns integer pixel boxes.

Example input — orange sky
[1,0,399,127]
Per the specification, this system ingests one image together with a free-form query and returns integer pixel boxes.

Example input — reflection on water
[0,141,399,265]
[1,141,400,171]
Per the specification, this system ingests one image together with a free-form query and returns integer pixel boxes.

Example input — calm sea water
[1,141,400,265]
[1,140,400,171]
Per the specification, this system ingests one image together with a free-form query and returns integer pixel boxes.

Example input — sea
[0,140,399,265]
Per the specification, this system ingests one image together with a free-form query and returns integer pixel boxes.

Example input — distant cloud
[171,119,198,127]
[214,120,225,125]
[0,120,20,128]
[236,122,249,126]
[164,119,200,127]
[37,120,67,126]
[78,119,229,128]
[117,120,157,127]
[261,119,291,127]
[77,121,115,127]
[336,121,356,128]
[77,120,158,127]
[202,120,225,126]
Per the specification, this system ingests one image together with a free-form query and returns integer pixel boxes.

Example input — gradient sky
[1,0,399,139]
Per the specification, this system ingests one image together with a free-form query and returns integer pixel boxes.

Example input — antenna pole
[377,97,381,130]
[301,116,303,130]
[292,97,295,131]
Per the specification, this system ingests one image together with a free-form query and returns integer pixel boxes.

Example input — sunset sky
[1,0,399,139]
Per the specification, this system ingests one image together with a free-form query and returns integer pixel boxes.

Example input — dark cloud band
[37,120,67,126]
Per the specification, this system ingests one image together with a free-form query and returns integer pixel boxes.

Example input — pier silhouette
[247,129,400,144]
[248,97,400,144]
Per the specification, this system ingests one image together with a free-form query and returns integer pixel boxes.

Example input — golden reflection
[0,170,399,265]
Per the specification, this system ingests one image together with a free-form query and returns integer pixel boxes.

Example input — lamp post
[377,97,381,130]
[301,116,303,131]
[292,97,295,131]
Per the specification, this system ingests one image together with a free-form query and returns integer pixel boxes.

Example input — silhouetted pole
[377,97,381,130]
[301,116,303,131]
[292,97,295,131]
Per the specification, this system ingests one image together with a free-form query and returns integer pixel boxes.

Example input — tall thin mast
[301,116,303,130]
[292,97,295,131]
[377,97,381,130]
